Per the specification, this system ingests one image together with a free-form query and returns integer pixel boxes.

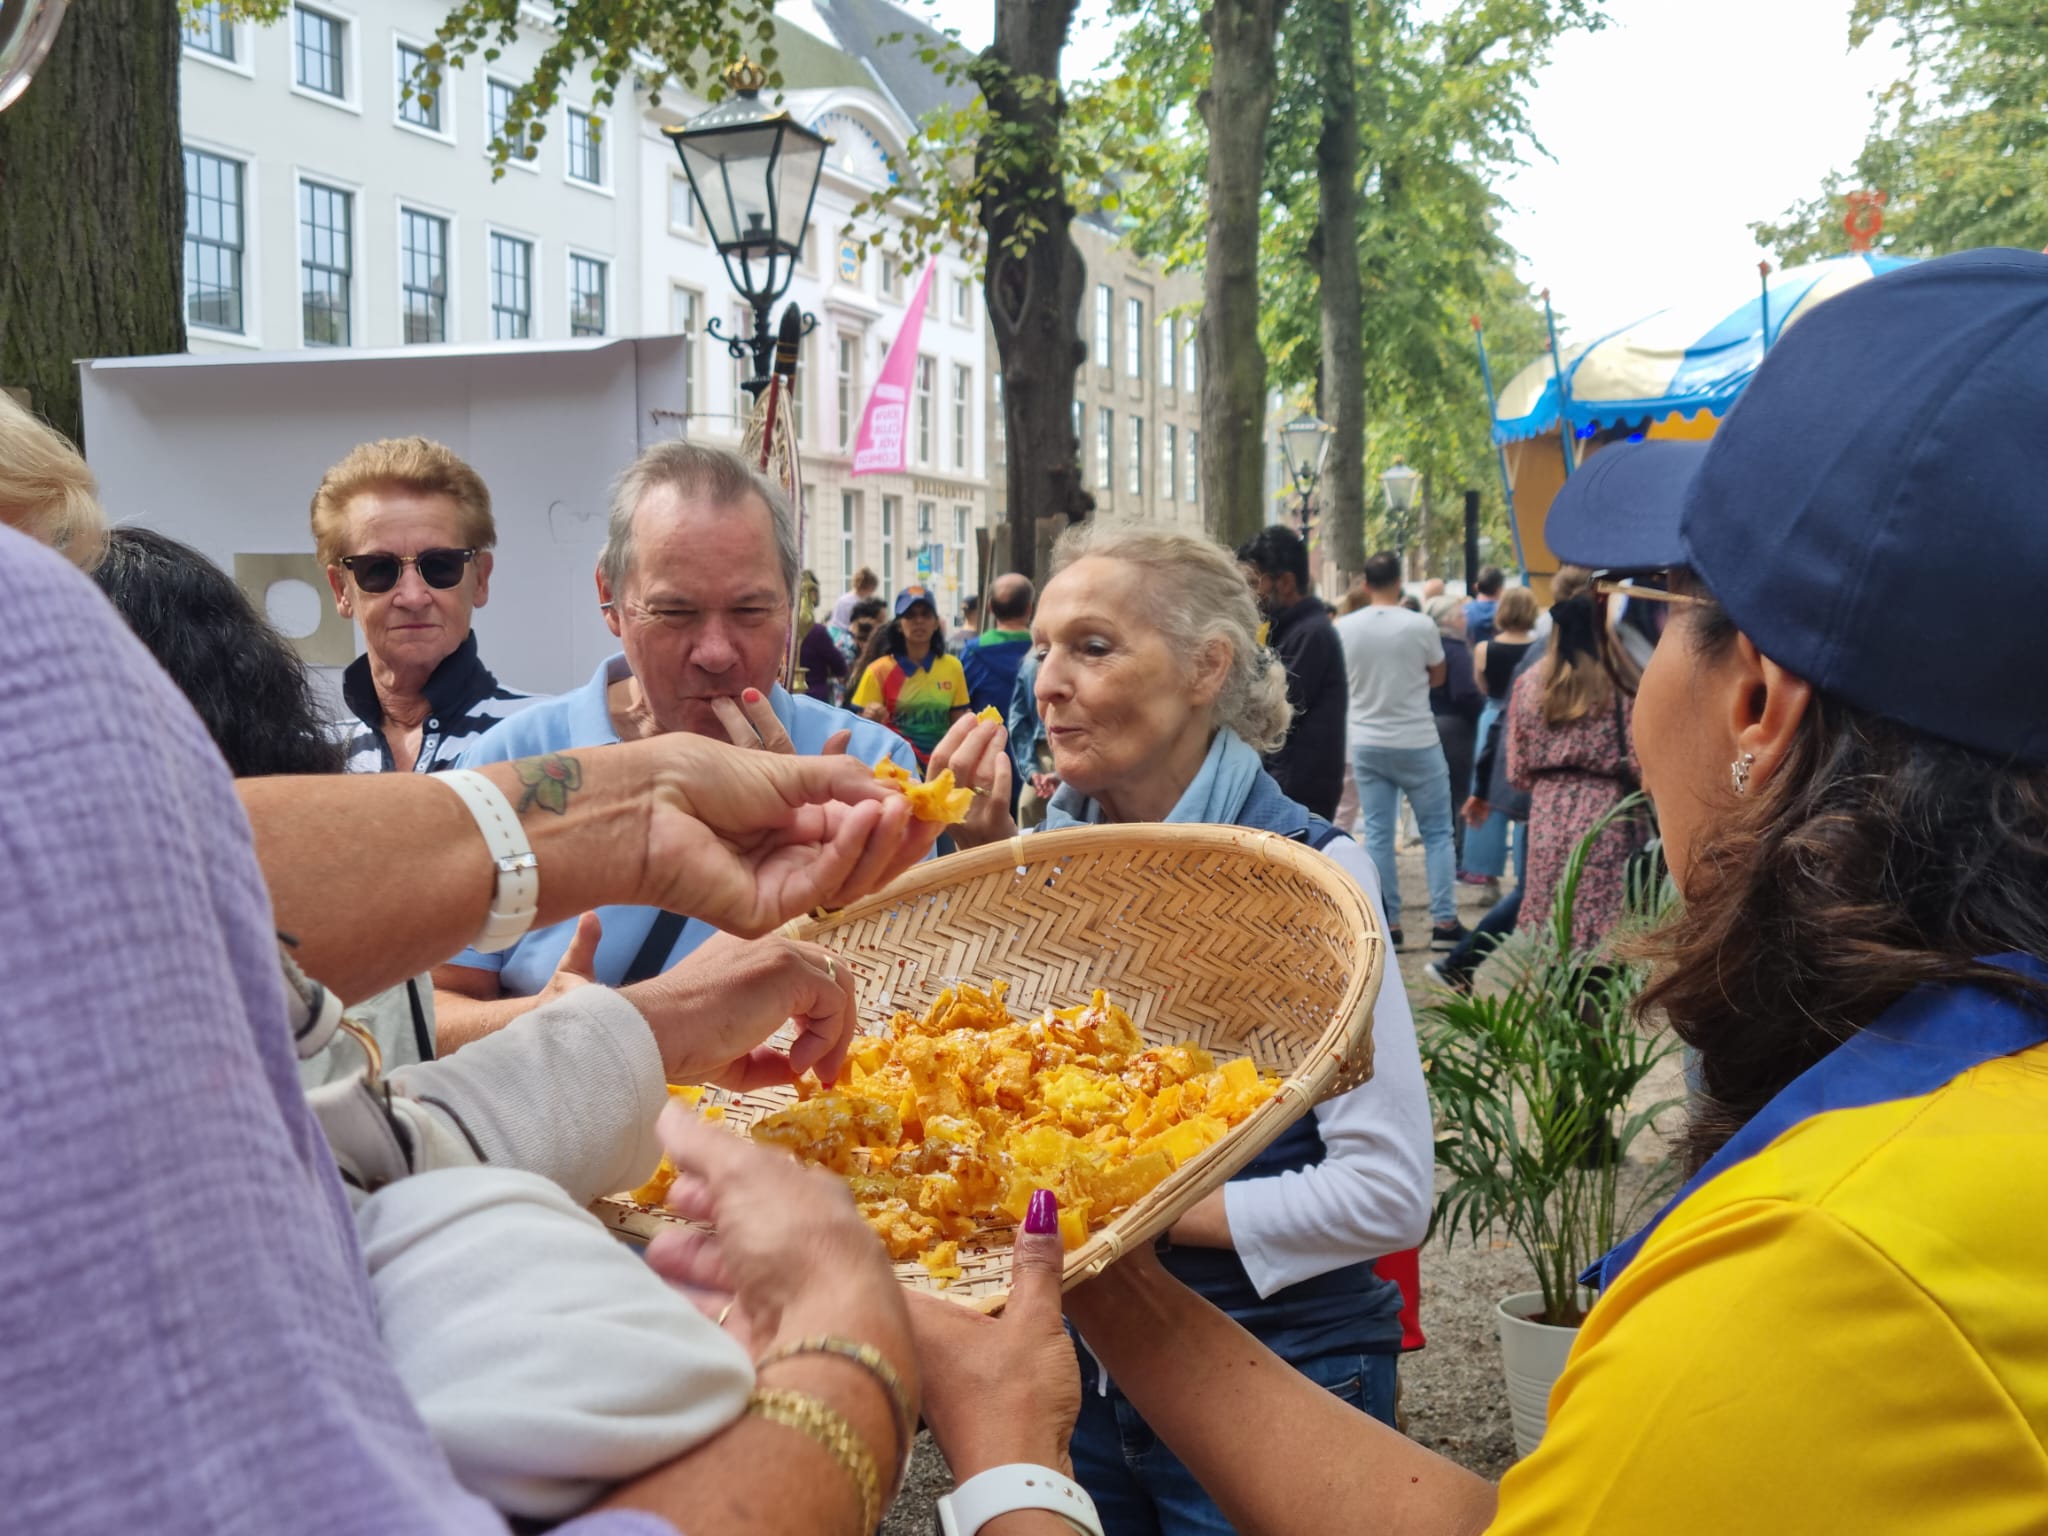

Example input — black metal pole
[1463,488,1481,593]
[740,297,776,400]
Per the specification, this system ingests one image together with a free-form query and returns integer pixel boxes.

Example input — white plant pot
[1496,1290,1582,1458]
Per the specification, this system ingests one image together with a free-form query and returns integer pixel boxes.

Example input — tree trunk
[0,0,186,446]
[978,0,1093,585]
[1199,0,1289,549]
[1313,0,1364,588]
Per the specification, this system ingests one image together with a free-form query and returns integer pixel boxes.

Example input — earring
[1730,751,1757,796]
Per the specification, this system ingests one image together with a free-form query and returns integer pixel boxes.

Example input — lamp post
[663,59,827,400]
[1380,457,1422,563]
[1278,410,1334,536]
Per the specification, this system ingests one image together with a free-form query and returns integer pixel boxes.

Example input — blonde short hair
[1048,520,1292,754]
[1495,585,1540,632]
[0,393,106,571]
[309,437,495,567]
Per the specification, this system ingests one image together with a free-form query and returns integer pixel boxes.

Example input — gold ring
[718,1300,736,1328]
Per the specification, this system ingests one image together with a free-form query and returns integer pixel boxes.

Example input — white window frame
[564,104,611,193]
[1184,334,1199,393]
[879,254,901,303]
[667,171,703,239]
[486,225,539,340]
[485,75,539,175]
[1125,297,1145,381]
[1095,407,1113,491]
[881,495,898,584]
[836,331,861,452]
[395,198,456,345]
[566,248,610,338]
[951,274,972,326]
[289,2,360,114]
[182,1,253,77]
[1128,415,1144,496]
[1186,429,1200,503]
[952,504,971,598]
[1093,284,1112,371]
[924,267,939,316]
[1159,315,1176,390]
[1162,422,1177,503]
[840,490,860,593]
[294,168,361,349]
[992,369,1006,468]
[951,363,970,473]
[182,139,261,347]
[914,354,935,467]
[669,284,701,421]
[392,34,454,144]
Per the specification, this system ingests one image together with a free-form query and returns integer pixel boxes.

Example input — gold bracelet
[756,1336,916,1470]
[747,1386,882,1534]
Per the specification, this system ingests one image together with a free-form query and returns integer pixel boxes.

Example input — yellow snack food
[872,759,975,825]
[751,983,1281,1265]
[977,705,1004,724]
[627,1085,715,1205]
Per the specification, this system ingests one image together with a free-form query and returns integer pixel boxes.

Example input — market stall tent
[1493,254,1913,585]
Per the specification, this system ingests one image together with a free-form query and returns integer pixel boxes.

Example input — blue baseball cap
[1545,247,2048,764]
[893,584,938,618]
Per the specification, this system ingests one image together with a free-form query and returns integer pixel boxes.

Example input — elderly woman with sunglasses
[314,438,536,774]
[893,249,2048,1536]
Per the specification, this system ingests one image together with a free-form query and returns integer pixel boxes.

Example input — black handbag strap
[623,910,688,985]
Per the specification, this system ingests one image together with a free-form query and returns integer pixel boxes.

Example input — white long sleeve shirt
[1220,837,1435,1297]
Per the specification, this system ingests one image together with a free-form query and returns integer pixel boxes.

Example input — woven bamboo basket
[595,822,1385,1311]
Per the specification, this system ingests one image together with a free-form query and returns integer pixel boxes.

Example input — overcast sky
[914,1,1899,341]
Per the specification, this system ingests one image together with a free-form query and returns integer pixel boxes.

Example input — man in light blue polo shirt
[432,441,915,1050]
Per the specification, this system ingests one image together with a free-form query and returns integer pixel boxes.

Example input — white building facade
[176,0,992,620]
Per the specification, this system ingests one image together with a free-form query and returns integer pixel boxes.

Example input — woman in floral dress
[1506,584,1641,951]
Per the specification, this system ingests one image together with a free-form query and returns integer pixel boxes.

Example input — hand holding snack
[922,710,1018,849]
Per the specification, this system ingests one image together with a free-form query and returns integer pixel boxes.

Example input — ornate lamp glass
[1380,458,1422,514]
[1279,410,1334,498]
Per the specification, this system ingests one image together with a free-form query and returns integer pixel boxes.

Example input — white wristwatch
[435,768,540,953]
[934,1465,1103,1536]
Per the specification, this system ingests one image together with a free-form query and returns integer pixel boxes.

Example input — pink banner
[850,262,935,476]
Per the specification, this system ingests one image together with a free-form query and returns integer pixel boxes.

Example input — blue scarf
[1041,729,1267,830]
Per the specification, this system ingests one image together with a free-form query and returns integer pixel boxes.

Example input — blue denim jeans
[1460,701,1510,878]
[1351,742,1459,929]
[1071,1352,1399,1536]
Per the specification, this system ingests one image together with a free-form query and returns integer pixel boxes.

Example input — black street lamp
[1278,410,1334,533]
[663,59,827,400]
[1380,456,1422,553]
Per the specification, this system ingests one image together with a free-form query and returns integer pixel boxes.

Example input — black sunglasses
[339,547,477,593]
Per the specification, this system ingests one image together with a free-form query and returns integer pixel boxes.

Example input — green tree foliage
[202,0,774,175]
[1754,1,2048,262]
[1107,0,1598,571]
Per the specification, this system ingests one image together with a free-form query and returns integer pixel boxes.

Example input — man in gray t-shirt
[1334,552,1465,950]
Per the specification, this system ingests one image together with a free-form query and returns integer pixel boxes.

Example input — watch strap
[935,1464,1102,1536]
[435,769,540,953]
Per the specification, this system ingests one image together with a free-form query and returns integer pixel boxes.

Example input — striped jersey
[341,631,535,774]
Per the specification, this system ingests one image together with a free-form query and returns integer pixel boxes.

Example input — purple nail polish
[1025,1188,1058,1235]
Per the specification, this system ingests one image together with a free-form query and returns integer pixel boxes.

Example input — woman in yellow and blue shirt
[905,249,2048,1535]
[852,584,969,768]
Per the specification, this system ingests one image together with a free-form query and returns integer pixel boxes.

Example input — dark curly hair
[1633,587,2048,1174]
[93,528,346,778]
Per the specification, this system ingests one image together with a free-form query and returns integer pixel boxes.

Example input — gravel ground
[881,834,1682,1531]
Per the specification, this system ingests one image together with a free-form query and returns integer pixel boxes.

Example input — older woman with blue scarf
[929,520,1433,1536]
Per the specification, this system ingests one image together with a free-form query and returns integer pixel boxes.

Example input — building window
[951,364,970,472]
[183,149,244,334]
[399,208,448,344]
[881,496,898,583]
[1093,284,1112,371]
[487,78,531,163]
[924,269,939,316]
[489,232,532,339]
[1162,423,1177,503]
[837,333,859,450]
[1159,315,1176,385]
[1071,398,1082,452]
[669,287,699,417]
[1125,298,1145,380]
[1184,333,1198,393]
[1095,407,1112,491]
[789,365,806,443]
[879,255,901,302]
[917,498,935,541]
[569,254,607,336]
[299,180,352,346]
[668,173,697,234]
[293,6,346,98]
[993,370,1006,468]
[566,107,605,187]
[915,355,935,466]
[396,42,440,131]
[185,1,235,60]
[1128,416,1144,495]
[1187,429,1199,502]
[953,504,971,595]
[952,275,972,324]
[840,491,859,593]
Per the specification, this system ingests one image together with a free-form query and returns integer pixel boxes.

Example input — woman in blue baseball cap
[904,249,2048,1535]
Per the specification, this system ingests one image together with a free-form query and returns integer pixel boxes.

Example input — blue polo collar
[1585,953,2048,1293]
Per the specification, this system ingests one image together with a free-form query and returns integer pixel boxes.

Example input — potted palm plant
[1419,799,1686,1457]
